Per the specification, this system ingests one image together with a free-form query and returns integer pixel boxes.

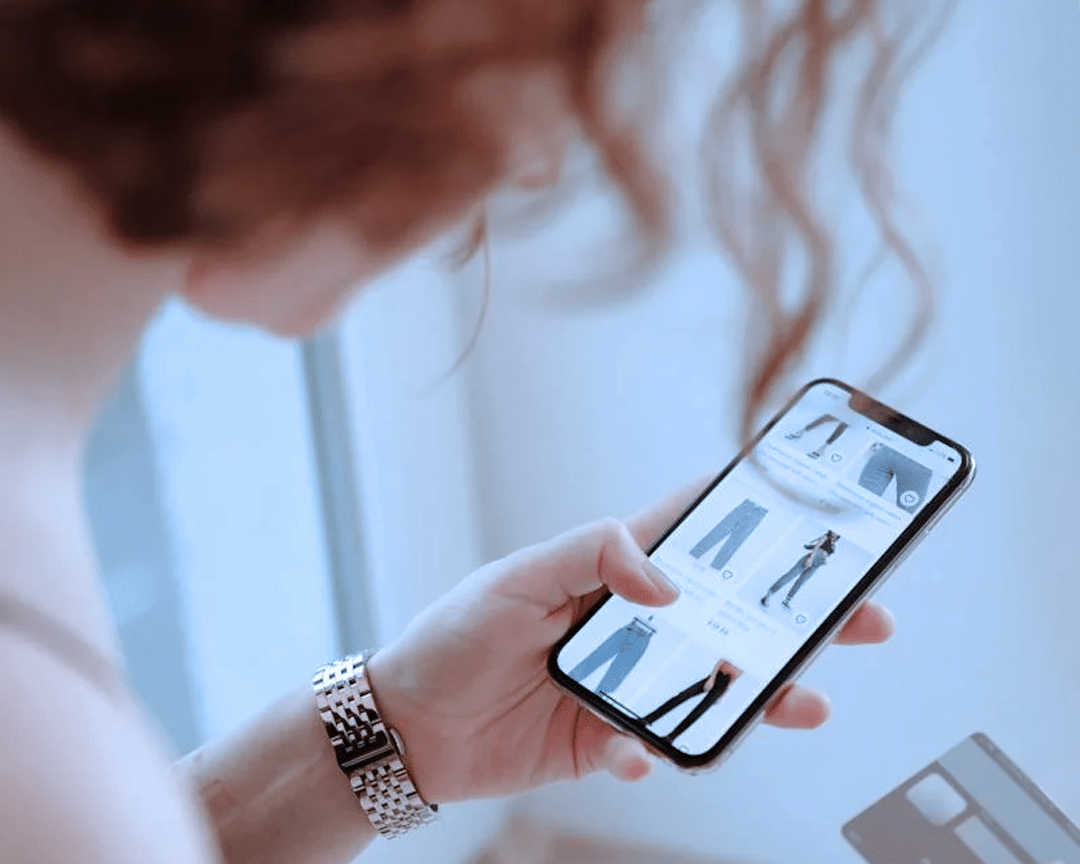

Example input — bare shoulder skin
[0,635,220,863]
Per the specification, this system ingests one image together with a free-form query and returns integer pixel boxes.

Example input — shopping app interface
[555,382,964,757]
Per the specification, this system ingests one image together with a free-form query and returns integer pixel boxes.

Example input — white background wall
[339,2,1080,863]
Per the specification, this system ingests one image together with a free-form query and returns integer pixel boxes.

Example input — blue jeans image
[569,618,654,696]
[858,443,932,513]
[641,672,732,744]
[689,499,768,571]
[765,557,824,606]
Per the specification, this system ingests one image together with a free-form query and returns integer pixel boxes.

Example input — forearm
[179,686,376,864]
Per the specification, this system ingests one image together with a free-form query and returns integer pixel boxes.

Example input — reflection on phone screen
[553,381,967,760]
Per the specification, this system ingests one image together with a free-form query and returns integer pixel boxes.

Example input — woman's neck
[0,128,184,656]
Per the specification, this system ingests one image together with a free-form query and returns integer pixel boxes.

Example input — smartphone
[548,378,975,771]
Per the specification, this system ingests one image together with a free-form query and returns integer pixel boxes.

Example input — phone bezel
[546,377,976,771]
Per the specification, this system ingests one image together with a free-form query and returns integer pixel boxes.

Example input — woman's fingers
[834,600,895,644]
[764,684,832,729]
[575,519,679,606]
[573,705,654,782]
[510,518,679,613]
[601,734,653,782]
[762,604,894,728]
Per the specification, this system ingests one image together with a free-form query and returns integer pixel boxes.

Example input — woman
[761,530,841,610]
[0,2,912,863]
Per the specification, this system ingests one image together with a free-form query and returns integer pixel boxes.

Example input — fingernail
[642,561,679,599]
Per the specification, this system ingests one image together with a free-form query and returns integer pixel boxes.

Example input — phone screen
[550,379,973,767]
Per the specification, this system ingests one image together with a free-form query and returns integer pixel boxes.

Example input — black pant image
[641,672,732,744]
[786,413,849,457]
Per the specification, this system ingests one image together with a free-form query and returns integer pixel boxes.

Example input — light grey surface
[905,773,968,827]
[955,817,1023,864]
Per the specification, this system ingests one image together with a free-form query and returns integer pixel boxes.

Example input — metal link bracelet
[312,654,438,839]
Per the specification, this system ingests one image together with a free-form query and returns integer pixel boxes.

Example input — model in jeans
[761,531,841,610]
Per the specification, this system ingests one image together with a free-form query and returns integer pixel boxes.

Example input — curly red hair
[0,0,947,431]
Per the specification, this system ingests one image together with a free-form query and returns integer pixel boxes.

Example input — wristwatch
[312,653,438,839]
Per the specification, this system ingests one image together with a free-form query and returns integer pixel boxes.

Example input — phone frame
[547,378,976,772]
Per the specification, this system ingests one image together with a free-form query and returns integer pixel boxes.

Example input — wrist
[365,645,466,806]
[363,649,430,794]
[362,647,439,797]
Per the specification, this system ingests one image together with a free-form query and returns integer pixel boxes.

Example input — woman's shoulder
[0,590,123,697]
[0,486,221,864]
[0,479,121,657]
[0,628,221,864]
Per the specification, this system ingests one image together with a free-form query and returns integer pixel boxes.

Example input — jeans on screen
[689,499,768,571]
[569,617,654,695]
[858,443,932,513]
[764,552,826,605]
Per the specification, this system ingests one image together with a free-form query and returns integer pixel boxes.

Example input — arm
[178,487,893,862]
[1,480,893,864]
[179,687,377,864]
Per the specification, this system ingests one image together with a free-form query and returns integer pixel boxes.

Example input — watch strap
[313,654,437,839]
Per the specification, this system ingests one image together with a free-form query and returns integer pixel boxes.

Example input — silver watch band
[312,654,438,839]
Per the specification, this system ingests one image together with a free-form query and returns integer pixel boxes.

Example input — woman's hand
[367,480,895,805]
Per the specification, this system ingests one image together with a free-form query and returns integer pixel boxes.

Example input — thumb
[601,733,654,782]
[595,520,681,608]
[518,518,680,611]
